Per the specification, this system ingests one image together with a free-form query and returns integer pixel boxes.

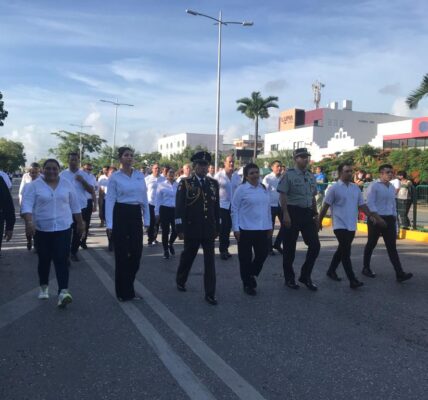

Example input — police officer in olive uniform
[175,151,220,305]
[277,148,320,291]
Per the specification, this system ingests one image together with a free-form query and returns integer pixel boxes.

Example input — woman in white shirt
[22,159,84,308]
[232,163,272,296]
[155,169,178,259]
[106,147,150,301]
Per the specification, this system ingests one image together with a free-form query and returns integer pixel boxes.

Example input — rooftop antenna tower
[312,80,325,109]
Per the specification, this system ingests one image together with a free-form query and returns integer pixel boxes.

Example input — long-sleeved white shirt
[231,182,272,232]
[214,170,241,210]
[21,177,81,232]
[60,168,90,209]
[19,173,38,204]
[145,174,166,205]
[262,172,281,207]
[82,171,97,200]
[105,169,150,229]
[366,180,397,216]
[155,180,178,216]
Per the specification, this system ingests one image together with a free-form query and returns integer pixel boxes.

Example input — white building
[264,100,408,161]
[158,133,224,158]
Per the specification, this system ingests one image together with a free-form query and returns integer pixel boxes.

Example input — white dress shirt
[231,182,272,232]
[19,173,35,204]
[105,169,150,229]
[155,180,178,216]
[60,168,90,210]
[145,174,166,205]
[83,171,97,200]
[324,180,365,231]
[262,172,281,207]
[366,180,397,216]
[214,170,241,210]
[21,177,81,232]
[98,174,109,193]
[0,171,12,189]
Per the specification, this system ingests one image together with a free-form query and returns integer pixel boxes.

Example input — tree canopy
[0,91,8,127]
[0,138,26,172]
[49,131,107,165]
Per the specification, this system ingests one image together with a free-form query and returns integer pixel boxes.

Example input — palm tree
[236,92,279,160]
[406,74,428,109]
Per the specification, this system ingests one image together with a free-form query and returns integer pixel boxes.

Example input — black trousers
[363,215,404,276]
[113,203,143,300]
[159,206,177,251]
[70,219,81,255]
[36,228,71,293]
[148,204,159,243]
[176,236,216,296]
[238,229,269,288]
[282,205,320,282]
[219,208,232,253]
[270,206,284,249]
[328,229,356,281]
[0,212,4,252]
[81,199,93,245]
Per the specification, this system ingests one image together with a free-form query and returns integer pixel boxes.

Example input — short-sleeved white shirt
[324,180,364,231]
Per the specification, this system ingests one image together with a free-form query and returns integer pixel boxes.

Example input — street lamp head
[186,9,199,16]
[242,21,254,26]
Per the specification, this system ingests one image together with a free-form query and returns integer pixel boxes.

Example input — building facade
[158,133,224,158]
[264,100,409,161]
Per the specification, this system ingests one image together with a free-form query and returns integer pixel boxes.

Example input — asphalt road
[1,182,427,400]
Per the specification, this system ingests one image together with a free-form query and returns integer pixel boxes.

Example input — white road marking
[83,250,217,400]
[92,249,268,400]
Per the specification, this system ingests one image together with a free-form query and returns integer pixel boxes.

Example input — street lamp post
[70,123,92,167]
[99,98,134,164]
[186,9,253,171]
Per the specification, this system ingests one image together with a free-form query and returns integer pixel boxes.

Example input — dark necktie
[200,178,205,189]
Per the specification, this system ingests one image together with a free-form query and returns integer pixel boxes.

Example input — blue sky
[1,0,427,163]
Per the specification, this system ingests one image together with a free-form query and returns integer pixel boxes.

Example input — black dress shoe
[226,251,232,259]
[249,276,257,289]
[244,286,257,296]
[273,244,283,255]
[396,272,413,282]
[168,244,175,255]
[362,268,376,278]
[220,252,229,260]
[205,295,218,305]
[80,242,88,250]
[163,251,169,259]
[350,279,364,289]
[269,250,276,256]
[298,277,318,291]
[326,270,342,281]
[285,280,300,289]
[177,283,187,292]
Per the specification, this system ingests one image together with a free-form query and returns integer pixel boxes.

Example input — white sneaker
[57,289,72,308]
[38,286,49,300]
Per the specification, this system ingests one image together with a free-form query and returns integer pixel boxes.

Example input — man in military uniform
[277,148,320,291]
[175,151,220,305]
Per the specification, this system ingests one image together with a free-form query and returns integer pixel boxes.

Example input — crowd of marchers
[0,147,413,308]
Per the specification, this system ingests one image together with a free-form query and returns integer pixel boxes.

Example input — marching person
[19,163,41,250]
[176,163,191,183]
[22,159,84,307]
[314,166,328,213]
[60,153,94,262]
[80,162,97,250]
[145,163,165,246]
[106,147,150,301]
[232,163,272,296]
[97,165,110,227]
[396,171,413,229]
[0,174,15,257]
[207,164,215,178]
[262,160,284,255]
[362,164,413,282]
[277,148,320,291]
[318,163,386,289]
[214,155,241,260]
[175,151,220,305]
[155,168,178,259]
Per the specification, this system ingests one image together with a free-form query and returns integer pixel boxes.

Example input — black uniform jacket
[175,174,220,240]
[0,177,15,231]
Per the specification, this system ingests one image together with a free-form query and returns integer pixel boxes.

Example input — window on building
[271,144,278,151]
[160,145,162,150]
[416,138,426,149]
[408,138,416,148]
[170,143,173,148]
[182,140,185,146]
[383,140,392,149]
[166,144,169,149]
[177,141,180,147]
[399,139,408,147]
